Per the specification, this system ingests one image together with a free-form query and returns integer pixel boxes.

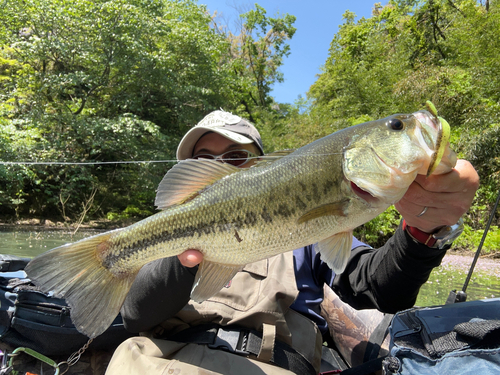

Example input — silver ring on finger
[416,206,428,217]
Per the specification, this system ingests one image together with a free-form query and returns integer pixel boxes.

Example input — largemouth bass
[25,107,457,338]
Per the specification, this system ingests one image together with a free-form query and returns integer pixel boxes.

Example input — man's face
[192,132,260,168]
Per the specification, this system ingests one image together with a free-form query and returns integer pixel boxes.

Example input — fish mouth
[412,110,457,175]
[346,150,412,206]
[350,181,379,204]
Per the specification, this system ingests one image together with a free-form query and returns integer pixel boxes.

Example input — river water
[1,227,499,306]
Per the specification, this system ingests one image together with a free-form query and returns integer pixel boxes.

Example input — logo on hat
[197,111,242,128]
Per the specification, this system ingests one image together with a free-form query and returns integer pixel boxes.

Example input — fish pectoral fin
[155,159,240,209]
[297,199,350,224]
[317,231,353,274]
[190,261,241,303]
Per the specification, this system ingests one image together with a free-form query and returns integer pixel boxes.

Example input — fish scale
[25,107,457,338]
[105,152,342,270]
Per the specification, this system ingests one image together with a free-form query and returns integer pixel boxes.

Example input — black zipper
[14,297,72,327]
[394,310,422,337]
[395,310,440,358]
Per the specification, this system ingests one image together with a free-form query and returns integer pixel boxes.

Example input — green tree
[0,0,233,220]
[219,4,296,122]
[309,0,500,146]
[1,0,232,129]
[306,0,500,241]
[0,0,299,222]
[309,5,410,121]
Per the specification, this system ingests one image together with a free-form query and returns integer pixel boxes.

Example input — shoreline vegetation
[0,217,130,231]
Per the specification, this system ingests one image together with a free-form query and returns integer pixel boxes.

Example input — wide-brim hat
[176,110,264,160]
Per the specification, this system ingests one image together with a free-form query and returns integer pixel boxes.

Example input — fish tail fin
[25,230,136,338]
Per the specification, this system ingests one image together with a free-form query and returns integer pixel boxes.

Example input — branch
[240,98,256,123]
[71,84,100,115]
[447,0,466,17]
[72,186,97,235]
[72,62,109,115]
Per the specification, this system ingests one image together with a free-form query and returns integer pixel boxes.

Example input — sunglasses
[192,149,258,166]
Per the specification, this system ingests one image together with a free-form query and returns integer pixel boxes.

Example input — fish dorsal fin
[155,159,240,210]
[297,199,350,224]
[253,149,295,168]
[317,231,353,274]
[190,261,242,303]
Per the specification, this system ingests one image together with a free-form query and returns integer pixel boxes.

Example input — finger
[396,200,463,232]
[396,200,438,232]
[397,183,474,230]
[415,160,479,194]
[396,199,432,219]
[400,182,456,210]
[178,249,203,268]
[397,160,479,233]
[399,188,471,213]
[405,162,478,209]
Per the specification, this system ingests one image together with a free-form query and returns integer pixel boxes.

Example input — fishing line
[0,160,178,165]
[0,153,343,166]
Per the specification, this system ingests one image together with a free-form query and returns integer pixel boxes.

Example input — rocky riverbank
[441,254,500,277]
[0,217,131,231]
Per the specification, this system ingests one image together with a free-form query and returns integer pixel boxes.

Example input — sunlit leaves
[0,0,233,219]
[221,4,296,121]
[306,0,500,238]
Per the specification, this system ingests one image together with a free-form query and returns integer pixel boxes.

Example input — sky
[198,0,388,104]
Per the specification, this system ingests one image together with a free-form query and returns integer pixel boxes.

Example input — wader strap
[363,313,393,363]
[257,323,276,363]
[165,324,316,375]
[332,314,393,375]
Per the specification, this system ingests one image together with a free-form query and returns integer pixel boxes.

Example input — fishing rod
[446,188,500,304]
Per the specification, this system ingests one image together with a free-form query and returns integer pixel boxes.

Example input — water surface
[0,227,104,258]
[416,254,500,306]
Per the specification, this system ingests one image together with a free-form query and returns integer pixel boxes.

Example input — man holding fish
[95,109,478,374]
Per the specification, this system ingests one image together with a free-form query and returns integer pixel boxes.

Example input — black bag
[0,254,133,356]
[383,298,500,374]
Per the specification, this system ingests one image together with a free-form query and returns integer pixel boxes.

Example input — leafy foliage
[0,0,220,219]
[354,205,402,247]
[0,0,296,221]
[214,4,296,123]
[306,0,500,236]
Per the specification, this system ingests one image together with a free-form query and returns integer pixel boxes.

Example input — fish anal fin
[155,159,240,210]
[297,199,350,225]
[190,261,241,303]
[317,231,353,274]
[25,230,136,338]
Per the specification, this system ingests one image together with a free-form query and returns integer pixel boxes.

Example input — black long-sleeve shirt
[121,223,447,334]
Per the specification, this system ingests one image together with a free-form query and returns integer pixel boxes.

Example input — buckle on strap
[208,327,250,356]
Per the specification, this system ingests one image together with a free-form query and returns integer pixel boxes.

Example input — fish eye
[387,118,404,131]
